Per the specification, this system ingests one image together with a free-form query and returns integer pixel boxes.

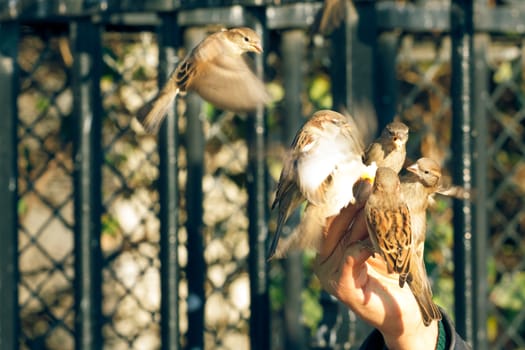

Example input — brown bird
[400,157,442,260]
[268,110,377,260]
[315,0,351,35]
[137,27,270,133]
[363,121,409,174]
[365,166,441,326]
[365,167,413,286]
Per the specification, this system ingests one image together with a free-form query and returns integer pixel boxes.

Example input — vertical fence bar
[0,20,19,350]
[71,18,103,350]
[450,0,474,344]
[184,27,206,350]
[280,29,306,350]
[158,12,181,350]
[375,31,400,131]
[331,0,375,112]
[470,33,489,350]
[247,10,270,350]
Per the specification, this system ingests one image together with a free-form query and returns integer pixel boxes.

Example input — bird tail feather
[136,88,179,134]
[407,258,442,326]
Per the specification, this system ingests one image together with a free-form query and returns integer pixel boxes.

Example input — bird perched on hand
[137,27,270,133]
[365,166,441,326]
[400,157,442,261]
[268,110,377,260]
[363,121,409,173]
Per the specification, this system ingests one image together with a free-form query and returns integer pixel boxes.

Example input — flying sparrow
[363,121,409,173]
[137,27,270,133]
[365,166,441,326]
[268,109,377,260]
[315,0,350,35]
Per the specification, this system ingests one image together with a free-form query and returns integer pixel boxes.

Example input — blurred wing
[317,0,346,35]
[190,54,270,112]
[175,56,198,92]
[136,55,196,133]
[296,120,362,205]
[268,154,305,260]
[437,184,471,200]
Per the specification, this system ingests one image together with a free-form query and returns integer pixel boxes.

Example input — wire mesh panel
[17,25,76,350]
[395,33,456,313]
[485,36,525,350]
[99,29,164,349]
[199,110,252,349]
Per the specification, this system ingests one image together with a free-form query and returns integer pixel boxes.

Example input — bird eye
[243,36,249,42]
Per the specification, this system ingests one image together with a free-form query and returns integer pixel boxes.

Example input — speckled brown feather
[366,205,412,286]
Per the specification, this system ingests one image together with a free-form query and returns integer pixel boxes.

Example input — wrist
[382,319,438,350]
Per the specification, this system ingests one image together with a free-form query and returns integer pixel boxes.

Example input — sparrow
[315,0,350,35]
[365,166,441,326]
[363,121,409,174]
[268,110,377,260]
[400,157,442,260]
[137,27,270,133]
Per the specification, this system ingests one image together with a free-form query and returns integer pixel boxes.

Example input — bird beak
[251,42,263,53]
[407,163,419,174]
[361,162,377,184]
[393,134,404,147]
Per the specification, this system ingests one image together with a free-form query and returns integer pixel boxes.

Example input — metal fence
[0,0,524,349]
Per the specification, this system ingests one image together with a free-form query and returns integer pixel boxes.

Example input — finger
[340,210,369,248]
[314,240,369,294]
[319,203,363,259]
[320,207,368,261]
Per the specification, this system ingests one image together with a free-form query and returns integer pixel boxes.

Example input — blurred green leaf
[36,96,50,113]
[491,272,525,311]
[309,75,330,101]
[302,286,322,335]
[102,213,120,237]
[18,198,28,216]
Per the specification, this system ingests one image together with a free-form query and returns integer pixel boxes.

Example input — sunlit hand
[312,190,439,350]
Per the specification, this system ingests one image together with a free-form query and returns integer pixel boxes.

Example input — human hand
[312,187,438,349]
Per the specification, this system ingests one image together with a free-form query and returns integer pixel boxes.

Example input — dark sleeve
[358,309,472,350]
[441,309,472,350]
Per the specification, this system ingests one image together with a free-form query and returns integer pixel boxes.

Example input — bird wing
[296,120,362,206]
[136,53,196,133]
[366,205,412,280]
[363,141,385,166]
[174,56,198,92]
[316,0,346,35]
[268,153,305,260]
[189,52,270,112]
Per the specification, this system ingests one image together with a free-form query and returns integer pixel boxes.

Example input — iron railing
[1,0,524,349]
